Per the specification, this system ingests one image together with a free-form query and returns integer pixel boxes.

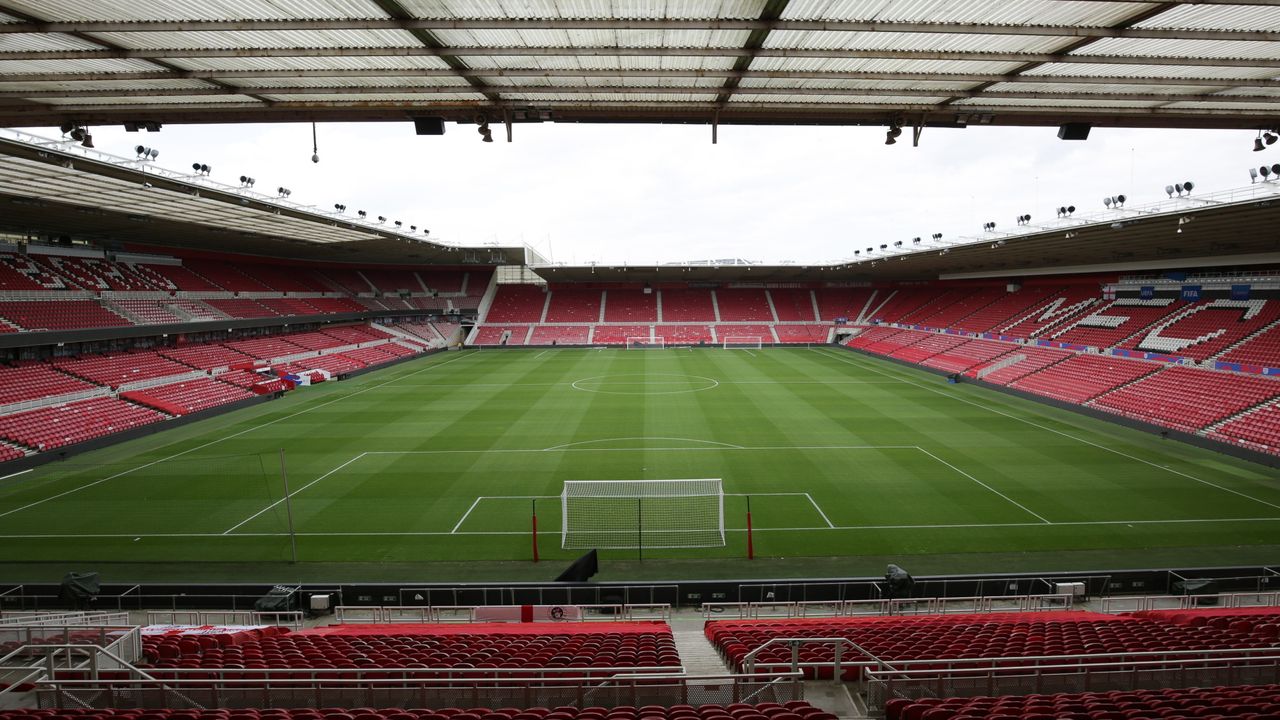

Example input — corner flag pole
[279,448,298,564]
[746,495,754,560]
[531,498,539,563]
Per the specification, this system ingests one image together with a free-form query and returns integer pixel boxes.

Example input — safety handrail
[1100,590,1280,613]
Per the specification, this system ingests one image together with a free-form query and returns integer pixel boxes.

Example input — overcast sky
[66,120,1271,266]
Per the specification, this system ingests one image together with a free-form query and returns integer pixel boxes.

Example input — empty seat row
[122,378,256,416]
[885,683,1280,720]
[0,397,166,451]
[0,702,829,720]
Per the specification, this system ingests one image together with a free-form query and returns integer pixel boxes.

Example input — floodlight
[1256,137,1266,152]
[1261,166,1272,179]
[1103,197,1111,208]
[1272,165,1280,176]
[377,215,386,223]
[277,187,291,197]
[334,203,346,212]
[239,176,255,187]
[879,244,887,250]
[1250,168,1259,183]
[893,240,902,247]
[357,210,367,218]
[191,163,210,175]
[885,124,902,145]
[912,237,921,243]
[423,229,430,235]
[394,220,403,227]
[1267,132,1278,146]
[931,233,942,240]
[1165,185,1175,197]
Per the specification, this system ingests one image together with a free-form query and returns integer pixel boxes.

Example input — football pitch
[1,346,1278,583]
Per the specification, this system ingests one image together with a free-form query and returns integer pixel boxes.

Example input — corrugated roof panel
[500,92,719,102]
[0,33,107,51]
[782,0,1153,26]
[949,96,1163,108]
[257,92,488,101]
[1162,100,1280,111]
[0,58,167,74]
[1078,37,1280,60]
[0,0,390,21]
[228,76,475,89]
[1207,86,1280,98]
[981,80,1226,97]
[730,93,943,104]
[486,75,719,89]
[86,29,421,50]
[397,0,767,19]
[0,78,213,92]
[164,56,454,71]
[764,29,1070,54]
[1023,63,1280,81]
[747,56,1027,75]
[38,95,262,104]
[1134,5,1280,32]
[736,77,972,92]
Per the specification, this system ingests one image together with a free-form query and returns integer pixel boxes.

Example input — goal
[561,479,725,549]
[723,336,763,349]
[626,336,666,349]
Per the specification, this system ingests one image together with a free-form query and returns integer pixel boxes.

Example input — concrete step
[672,628,729,676]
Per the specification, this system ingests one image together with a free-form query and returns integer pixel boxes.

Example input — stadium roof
[2,1,1280,131]
[0,131,533,265]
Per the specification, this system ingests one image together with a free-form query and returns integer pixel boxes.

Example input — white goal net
[626,336,666,349]
[561,479,725,549]
[723,336,763,349]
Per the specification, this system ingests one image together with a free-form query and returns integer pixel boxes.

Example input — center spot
[570,373,720,395]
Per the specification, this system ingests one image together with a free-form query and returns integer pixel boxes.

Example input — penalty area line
[804,492,836,528]
[915,446,1052,525]
[222,452,368,535]
[452,497,484,534]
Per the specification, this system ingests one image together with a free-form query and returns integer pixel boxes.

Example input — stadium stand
[1007,355,1160,404]
[0,363,99,406]
[139,622,681,673]
[772,325,829,343]
[600,290,657,323]
[716,325,774,344]
[593,325,652,345]
[657,325,714,344]
[815,288,874,322]
[0,705,832,720]
[1090,366,1280,432]
[1118,299,1280,361]
[530,325,591,345]
[1220,321,1280,367]
[183,260,274,292]
[1209,400,1280,452]
[1051,298,1188,348]
[487,286,547,323]
[769,289,818,322]
[161,344,256,371]
[950,286,1060,334]
[122,377,256,415]
[0,397,166,451]
[0,301,131,331]
[545,288,602,323]
[53,351,194,388]
[706,611,1272,680]
[660,289,715,322]
[884,684,1280,720]
[919,339,1015,374]
[715,289,773,321]
[203,298,278,319]
[888,333,969,363]
[968,346,1073,385]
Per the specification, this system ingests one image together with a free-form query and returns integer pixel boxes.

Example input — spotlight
[885,124,902,145]
[1267,133,1278,146]
[476,115,493,143]
[334,203,346,212]
[376,215,386,223]
[134,145,159,161]
[1173,181,1193,196]
[1250,168,1259,183]
[68,126,93,148]
[879,244,887,250]
[1165,184,1175,197]
[1016,214,1031,225]
[191,163,210,175]
[1261,166,1272,180]
[854,250,861,256]
[1056,205,1075,217]
[983,221,996,231]
[357,210,367,218]
[931,233,942,241]
[145,122,162,132]
[1255,136,1266,152]
[277,187,291,197]
[912,237,921,244]
[893,240,902,247]
[423,229,430,236]
[394,220,403,228]
[239,176,255,187]
[1104,194,1125,208]
[409,225,417,231]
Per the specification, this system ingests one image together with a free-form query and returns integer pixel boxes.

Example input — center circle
[570,373,720,395]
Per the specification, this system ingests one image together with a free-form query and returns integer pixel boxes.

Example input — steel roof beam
[3,67,1278,88]
[0,18,1278,42]
[3,46,1276,69]
[5,82,1278,105]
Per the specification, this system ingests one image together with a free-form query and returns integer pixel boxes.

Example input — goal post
[723,336,763,349]
[626,336,666,349]
[561,479,725,549]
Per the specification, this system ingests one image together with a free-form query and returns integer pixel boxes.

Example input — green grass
[1,346,1278,583]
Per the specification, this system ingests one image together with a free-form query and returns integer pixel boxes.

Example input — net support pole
[531,499,539,563]
[637,497,643,563]
[746,494,754,560]
[279,448,298,564]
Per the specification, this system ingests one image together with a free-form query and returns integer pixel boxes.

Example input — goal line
[561,478,724,549]
[723,336,763,349]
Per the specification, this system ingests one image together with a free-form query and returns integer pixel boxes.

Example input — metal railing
[144,610,305,630]
[740,637,887,682]
[703,594,1073,620]
[336,604,672,624]
[0,611,130,626]
[865,651,1280,713]
[1100,590,1280,613]
[33,671,803,711]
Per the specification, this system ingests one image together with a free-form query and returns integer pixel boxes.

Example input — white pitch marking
[222,452,368,535]
[812,347,1280,513]
[543,437,747,451]
[533,350,551,360]
[916,446,1052,524]
[3,516,1277,540]
[368,445,916,456]
[804,492,836,528]
[452,497,484,534]
[0,351,481,521]
[740,349,757,358]
[0,469,32,482]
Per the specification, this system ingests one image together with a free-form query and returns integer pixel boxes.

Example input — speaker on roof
[412,117,446,136]
[1057,122,1092,141]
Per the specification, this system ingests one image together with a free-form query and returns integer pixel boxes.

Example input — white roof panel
[163,56,455,71]
[747,56,1027,75]
[86,29,421,50]
[1024,63,1280,82]
[397,0,767,20]
[781,0,1149,27]
[763,29,1073,54]
[1134,4,1280,33]
[0,0,389,21]
[1078,37,1280,61]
